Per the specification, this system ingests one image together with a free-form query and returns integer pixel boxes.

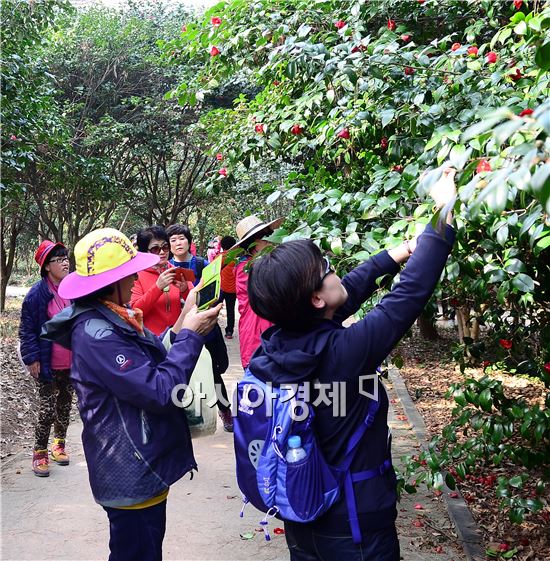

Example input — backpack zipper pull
[239,496,249,518]
[259,507,278,542]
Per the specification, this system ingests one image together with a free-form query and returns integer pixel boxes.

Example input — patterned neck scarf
[100,300,145,336]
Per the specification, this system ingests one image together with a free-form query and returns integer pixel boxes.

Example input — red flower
[9,134,17,141]
[273,80,280,86]
[387,19,396,31]
[255,123,265,134]
[181,25,187,33]
[486,51,498,64]
[380,137,389,150]
[335,20,346,30]
[544,363,550,373]
[519,108,534,117]
[404,66,415,75]
[400,34,411,42]
[499,543,510,552]
[482,360,491,369]
[351,44,366,53]
[218,168,227,176]
[418,0,425,3]
[392,165,403,173]
[510,68,523,81]
[476,159,491,173]
[290,124,303,135]
[513,0,523,9]
[451,43,461,52]
[210,46,220,57]
[499,339,513,350]
[467,46,478,57]
[215,153,223,161]
[337,128,350,139]
[211,16,222,27]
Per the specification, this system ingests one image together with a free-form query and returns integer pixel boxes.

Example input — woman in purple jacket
[42,228,221,561]
[245,170,457,560]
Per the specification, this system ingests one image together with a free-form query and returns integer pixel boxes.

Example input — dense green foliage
[164,0,550,523]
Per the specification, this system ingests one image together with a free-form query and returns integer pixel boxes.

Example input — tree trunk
[417,312,439,340]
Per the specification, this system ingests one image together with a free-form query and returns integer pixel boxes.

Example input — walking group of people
[18,168,458,561]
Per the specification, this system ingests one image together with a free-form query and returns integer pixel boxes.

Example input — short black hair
[73,284,115,306]
[136,226,168,253]
[166,224,192,245]
[248,239,325,331]
[41,245,68,277]
[220,236,236,251]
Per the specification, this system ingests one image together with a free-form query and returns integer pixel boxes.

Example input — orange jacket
[220,252,236,293]
[130,267,183,336]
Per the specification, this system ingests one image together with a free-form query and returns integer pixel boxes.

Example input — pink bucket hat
[58,228,159,300]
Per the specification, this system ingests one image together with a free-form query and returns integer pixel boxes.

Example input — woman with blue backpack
[235,170,458,560]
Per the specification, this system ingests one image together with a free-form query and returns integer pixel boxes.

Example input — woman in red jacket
[130,226,191,335]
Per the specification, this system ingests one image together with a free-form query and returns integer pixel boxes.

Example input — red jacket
[235,258,272,369]
[130,267,182,336]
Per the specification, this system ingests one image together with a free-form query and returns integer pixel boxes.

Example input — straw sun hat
[231,215,283,250]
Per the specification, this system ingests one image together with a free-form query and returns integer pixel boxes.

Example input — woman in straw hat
[42,228,221,561]
[232,215,283,369]
[19,240,74,477]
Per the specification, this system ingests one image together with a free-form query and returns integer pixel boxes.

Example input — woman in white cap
[42,228,221,561]
[232,215,283,369]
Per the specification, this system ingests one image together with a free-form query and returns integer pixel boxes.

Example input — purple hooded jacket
[42,302,203,507]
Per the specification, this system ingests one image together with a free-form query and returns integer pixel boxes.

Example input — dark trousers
[34,369,74,450]
[103,500,167,561]
[284,521,400,561]
[204,324,230,412]
[220,291,236,335]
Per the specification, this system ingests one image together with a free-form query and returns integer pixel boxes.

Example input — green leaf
[535,41,550,70]
[508,475,524,488]
[479,388,492,412]
[511,273,535,292]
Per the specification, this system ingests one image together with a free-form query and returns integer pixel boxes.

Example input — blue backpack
[233,368,392,543]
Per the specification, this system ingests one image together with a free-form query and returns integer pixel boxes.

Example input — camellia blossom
[451,42,461,51]
[255,123,265,134]
[218,168,227,176]
[9,134,17,141]
[519,108,534,117]
[482,360,491,369]
[337,128,350,139]
[210,46,220,56]
[404,66,415,75]
[544,363,550,373]
[476,159,492,173]
[335,20,346,30]
[392,165,404,173]
[387,19,396,31]
[211,16,222,27]
[467,46,478,56]
[513,0,523,9]
[290,124,303,135]
[380,137,389,150]
[486,51,498,64]
[510,68,523,81]
[216,153,223,161]
[401,34,411,42]
[181,25,187,33]
[499,339,513,350]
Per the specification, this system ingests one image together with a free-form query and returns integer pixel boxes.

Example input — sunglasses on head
[148,243,170,255]
[317,256,334,288]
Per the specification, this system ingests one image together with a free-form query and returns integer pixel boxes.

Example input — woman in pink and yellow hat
[43,227,221,561]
